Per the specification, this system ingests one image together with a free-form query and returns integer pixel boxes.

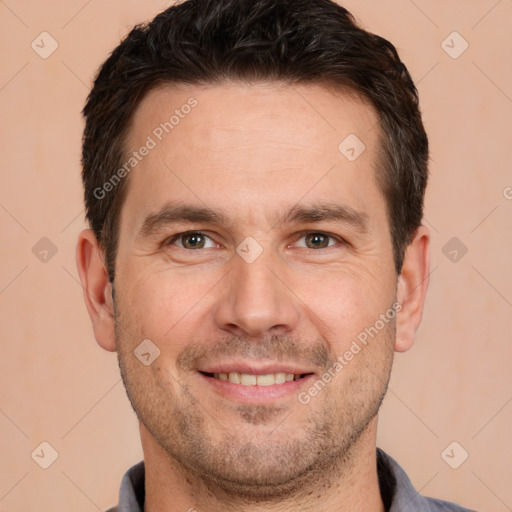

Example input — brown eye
[169,231,215,249]
[303,232,333,249]
[181,233,205,249]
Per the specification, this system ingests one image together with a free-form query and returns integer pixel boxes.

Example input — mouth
[196,364,316,404]
[199,371,312,386]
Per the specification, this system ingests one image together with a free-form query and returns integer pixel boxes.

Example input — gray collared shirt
[105,448,477,512]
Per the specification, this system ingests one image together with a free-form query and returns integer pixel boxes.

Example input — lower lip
[198,372,315,404]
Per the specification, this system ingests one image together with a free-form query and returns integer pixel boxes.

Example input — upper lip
[198,361,316,376]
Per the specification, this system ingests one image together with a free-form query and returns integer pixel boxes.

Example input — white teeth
[275,372,286,384]
[256,374,275,386]
[228,372,241,384]
[213,372,301,385]
[240,374,257,385]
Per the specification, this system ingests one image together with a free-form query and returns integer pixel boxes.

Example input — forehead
[126,81,377,153]
[119,81,383,237]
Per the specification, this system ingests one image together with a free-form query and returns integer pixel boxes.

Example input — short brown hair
[81,0,428,282]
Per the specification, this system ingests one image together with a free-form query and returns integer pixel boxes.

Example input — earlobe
[394,225,430,353]
[75,229,117,352]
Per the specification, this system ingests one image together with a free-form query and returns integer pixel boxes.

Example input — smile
[200,371,309,386]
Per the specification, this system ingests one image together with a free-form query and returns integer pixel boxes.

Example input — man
[75,0,476,510]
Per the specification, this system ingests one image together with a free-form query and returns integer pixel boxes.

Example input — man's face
[113,82,398,495]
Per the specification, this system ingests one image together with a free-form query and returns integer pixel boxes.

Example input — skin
[76,82,430,512]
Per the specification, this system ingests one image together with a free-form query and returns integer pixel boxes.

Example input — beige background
[0,1,511,510]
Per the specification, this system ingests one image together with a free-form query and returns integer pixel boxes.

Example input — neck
[141,417,385,512]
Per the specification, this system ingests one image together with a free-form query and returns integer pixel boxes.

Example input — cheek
[116,268,213,349]
[298,270,395,348]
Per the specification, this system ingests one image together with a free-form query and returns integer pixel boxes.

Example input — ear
[395,225,430,353]
[76,229,116,352]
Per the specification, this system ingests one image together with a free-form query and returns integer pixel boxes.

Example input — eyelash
[165,230,345,250]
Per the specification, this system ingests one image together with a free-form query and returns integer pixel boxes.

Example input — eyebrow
[138,201,368,238]
[282,202,368,232]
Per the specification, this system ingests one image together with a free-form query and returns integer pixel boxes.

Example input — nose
[213,248,300,339]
